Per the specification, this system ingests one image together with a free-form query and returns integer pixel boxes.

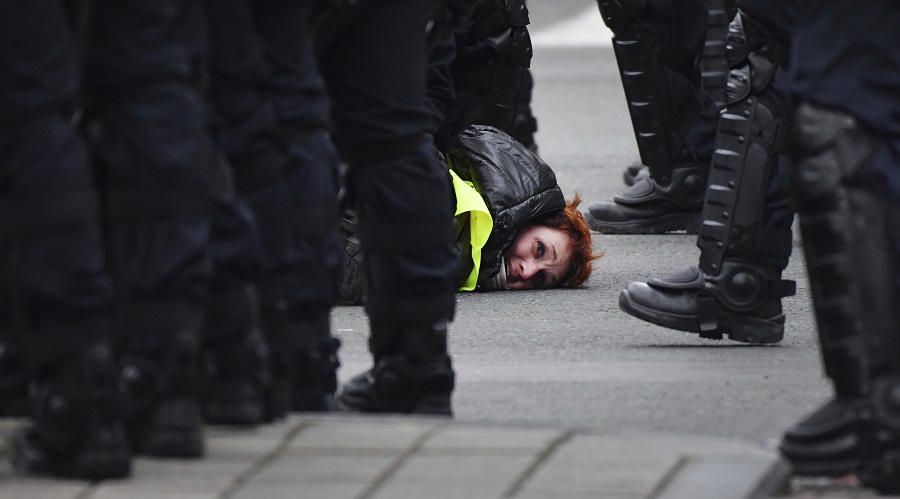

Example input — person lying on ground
[338,125,603,304]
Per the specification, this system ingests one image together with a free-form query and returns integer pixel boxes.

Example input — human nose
[518,258,538,280]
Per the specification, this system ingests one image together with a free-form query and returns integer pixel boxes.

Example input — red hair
[528,194,603,287]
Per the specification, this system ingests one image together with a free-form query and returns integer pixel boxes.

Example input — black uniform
[2,0,130,479]
[778,0,900,492]
[585,0,719,235]
[434,0,535,153]
[320,0,460,414]
[608,0,799,345]
[200,0,343,420]
[79,0,214,459]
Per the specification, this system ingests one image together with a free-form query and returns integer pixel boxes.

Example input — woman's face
[503,225,573,290]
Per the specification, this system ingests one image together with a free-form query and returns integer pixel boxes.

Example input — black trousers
[319,0,459,331]
[0,1,113,372]
[84,0,213,350]
[790,0,900,201]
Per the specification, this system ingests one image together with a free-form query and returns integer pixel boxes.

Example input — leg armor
[779,103,900,491]
[436,0,533,146]
[618,0,734,187]
[618,9,796,344]
[586,0,714,234]
[699,0,735,109]
[596,0,707,181]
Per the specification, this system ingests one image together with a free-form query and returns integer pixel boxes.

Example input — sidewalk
[0,415,789,499]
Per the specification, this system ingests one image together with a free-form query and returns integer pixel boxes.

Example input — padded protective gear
[617,10,796,341]
[596,0,706,182]
[697,95,789,274]
[336,322,454,415]
[781,376,900,494]
[620,260,793,343]
[11,344,131,479]
[790,102,895,398]
[699,0,735,109]
[118,331,205,458]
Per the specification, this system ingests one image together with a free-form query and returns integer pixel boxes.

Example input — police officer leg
[253,0,344,412]
[319,0,459,415]
[2,115,133,478]
[202,158,275,425]
[585,0,714,234]
[84,0,213,458]
[618,8,796,344]
[435,0,533,151]
[778,102,900,490]
[201,0,302,421]
[620,0,734,188]
[1,0,131,479]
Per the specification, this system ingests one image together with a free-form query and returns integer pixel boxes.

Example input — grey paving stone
[517,434,683,496]
[231,480,364,499]
[516,490,645,499]
[206,420,296,444]
[89,490,217,499]
[250,453,396,484]
[615,433,778,459]
[656,458,791,499]
[288,418,440,451]
[204,434,283,460]
[91,458,247,496]
[0,464,89,499]
[422,425,565,452]
[370,454,535,499]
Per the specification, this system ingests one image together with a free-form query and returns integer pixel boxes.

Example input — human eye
[536,241,545,258]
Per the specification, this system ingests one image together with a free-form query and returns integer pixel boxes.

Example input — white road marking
[531,6,614,48]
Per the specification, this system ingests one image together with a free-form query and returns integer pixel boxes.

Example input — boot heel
[721,312,785,344]
[411,393,453,416]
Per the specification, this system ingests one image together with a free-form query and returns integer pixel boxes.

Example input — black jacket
[446,125,565,287]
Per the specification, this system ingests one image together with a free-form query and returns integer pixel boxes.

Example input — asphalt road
[334,3,844,491]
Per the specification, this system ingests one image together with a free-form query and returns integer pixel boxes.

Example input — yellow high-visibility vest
[449,169,493,291]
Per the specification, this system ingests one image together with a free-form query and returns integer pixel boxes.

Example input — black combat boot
[620,259,793,343]
[586,0,716,235]
[204,328,272,425]
[780,381,900,495]
[621,162,649,187]
[337,322,455,415]
[12,344,131,479]
[618,8,796,343]
[118,332,206,458]
[258,301,291,421]
[778,102,900,494]
[286,311,341,412]
[0,340,31,417]
[203,282,275,426]
[585,165,707,234]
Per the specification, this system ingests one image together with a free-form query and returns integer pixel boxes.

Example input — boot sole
[335,389,451,416]
[619,289,785,344]
[586,211,701,235]
[138,428,205,458]
[292,385,336,412]
[412,393,453,416]
[11,428,132,480]
[205,402,264,426]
